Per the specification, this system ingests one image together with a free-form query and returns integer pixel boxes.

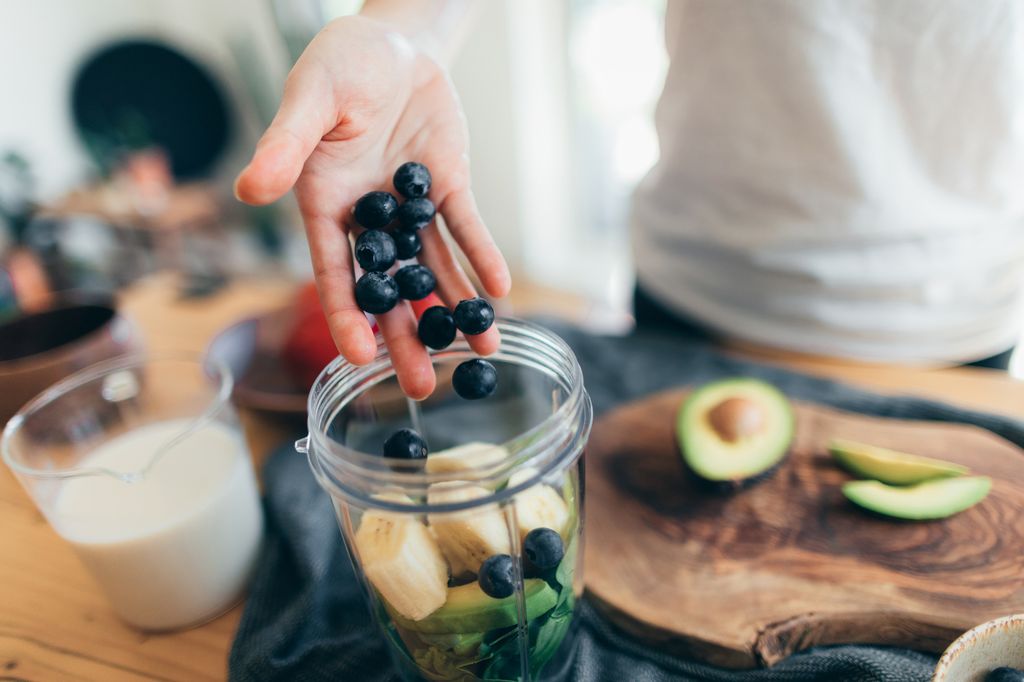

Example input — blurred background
[0,0,667,328]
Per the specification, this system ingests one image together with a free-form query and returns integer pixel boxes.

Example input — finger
[235,67,335,205]
[438,189,512,298]
[418,224,501,357]
[377,304,436,400]
[416,223,475,307]
[463,319,501,357]
[305,213,377,365]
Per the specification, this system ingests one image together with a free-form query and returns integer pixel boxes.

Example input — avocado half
[830,438,968,485]
[842,476,991,520]
[391,579,557,634]
[676,378,795,487]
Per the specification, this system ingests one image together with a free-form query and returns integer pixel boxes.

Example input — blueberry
[354,272,399,314]
[523,528,565,571]
[478,554,515,598]
[418,306,457,350]
[353,191,398,230]
[452,359,497,400]
[354,230,397,272]
[395,264,436,301]
[453,298,495,335]
[383,428,428,459]
[393,162,432,199]
[987,669,1024,682]
[393,230,422,260]
[397,197,435,231]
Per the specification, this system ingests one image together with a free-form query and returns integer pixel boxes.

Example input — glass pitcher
[298,319,591,681]
[1,354,263,631]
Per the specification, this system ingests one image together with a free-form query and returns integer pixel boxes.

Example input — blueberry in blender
[523,528,564,571]
[383,428,429,460]
[478,554,515,598]
[452,359,497,400]
[355,272,399,314]
[354,191,398,229]
[418,306,457,350]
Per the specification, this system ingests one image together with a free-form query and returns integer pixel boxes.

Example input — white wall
[0,0,626,291]
[448,0,525,270]
[0,0,527,267]
[0,0,290,199]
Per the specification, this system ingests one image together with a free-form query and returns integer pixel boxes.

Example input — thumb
[234,70,335,205]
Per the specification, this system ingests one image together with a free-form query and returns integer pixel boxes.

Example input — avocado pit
[707,396,765,443]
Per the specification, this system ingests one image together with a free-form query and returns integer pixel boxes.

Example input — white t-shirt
[631,0,1024,364]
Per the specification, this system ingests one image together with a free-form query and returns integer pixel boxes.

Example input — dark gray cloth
[229,326,1024,681]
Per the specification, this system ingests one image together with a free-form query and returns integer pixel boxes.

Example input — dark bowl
[0,295,141,424]
[205,308,416,419]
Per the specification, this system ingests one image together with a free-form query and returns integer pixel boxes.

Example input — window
[497,0,667,312]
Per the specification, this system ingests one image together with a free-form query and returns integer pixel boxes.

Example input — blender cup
[299,320,591,681]
[1,354,263,630]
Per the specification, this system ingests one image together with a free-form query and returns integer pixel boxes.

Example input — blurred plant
[248,203,285,256]
[0,151,36,244]
[80,109,153,178]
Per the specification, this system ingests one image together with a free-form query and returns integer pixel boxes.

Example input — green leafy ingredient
[386,472,582,681]
[411,646,483,682]
[479,580,578,680]
[529,589,575,675]
[418,632,485,657]
[556,533,578,589]
[392,580,557,634]
[479,625,523,681]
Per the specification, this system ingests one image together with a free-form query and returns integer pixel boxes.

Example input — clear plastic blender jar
[299,319,591,681]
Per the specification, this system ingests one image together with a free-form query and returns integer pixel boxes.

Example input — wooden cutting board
[583,389,1024,669]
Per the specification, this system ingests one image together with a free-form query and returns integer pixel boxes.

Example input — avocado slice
[676,378,795,486]
[842,476,991,520]
[556,532,578,590]
[830,438,968,485]
[416,631,485,657]
[392,579,557,634]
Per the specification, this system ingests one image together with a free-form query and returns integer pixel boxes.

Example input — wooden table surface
[3,273,1023,681]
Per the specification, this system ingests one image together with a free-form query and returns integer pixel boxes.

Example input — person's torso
[632,0,1024,363]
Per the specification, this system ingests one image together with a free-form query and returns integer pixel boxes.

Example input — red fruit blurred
[284,281,424,389]
[294,280,321,315]
[282,306,337,390]
[410,292,445,319]
[283,281,371,389]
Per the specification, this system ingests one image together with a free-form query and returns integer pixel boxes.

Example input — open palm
[236,17,510,399]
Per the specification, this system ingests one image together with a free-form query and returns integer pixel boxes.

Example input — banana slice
[428,524,471,578]
[355,496,449,621]
[508,468,570,540]
[425,442,509,475]
[428,482,512,575]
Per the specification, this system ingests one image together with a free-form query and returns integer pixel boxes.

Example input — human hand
[235,16,510,399]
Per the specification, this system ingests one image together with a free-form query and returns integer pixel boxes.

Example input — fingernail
[232,170,247,201]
